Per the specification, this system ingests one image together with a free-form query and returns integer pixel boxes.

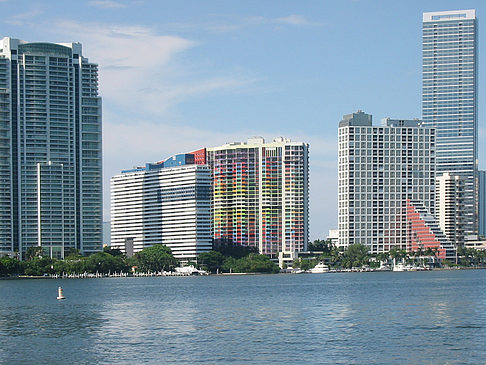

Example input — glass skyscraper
[0,37,102,258]
[422,10,478,236]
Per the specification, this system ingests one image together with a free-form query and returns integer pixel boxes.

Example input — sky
[2,0,486,240]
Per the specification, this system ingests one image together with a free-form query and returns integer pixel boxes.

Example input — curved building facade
[0,37,102,258]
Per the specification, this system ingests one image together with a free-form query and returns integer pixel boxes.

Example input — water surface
[1,270,485,364]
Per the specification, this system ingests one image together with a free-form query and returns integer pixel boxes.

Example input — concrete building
[0,38,102,258]
[110,158,212,262]
[479,170,486,236]
[463,235,486,250]
[435,173,465,245]
[422,10,478,235]
[338,111,455,259]
[326,229,339,247]
[206,137,309,266]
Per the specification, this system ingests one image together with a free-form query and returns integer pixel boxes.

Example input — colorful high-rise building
[0,38,102,258]
[422,10,478,235]
[206,137,309,265]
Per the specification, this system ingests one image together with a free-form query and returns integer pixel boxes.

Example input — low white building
[436,173,465,245]
[326,229,339,246]
[110,160,212,261]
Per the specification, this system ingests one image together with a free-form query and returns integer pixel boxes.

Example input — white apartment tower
[0,38,102,258]
[338,111,436,253]
[111,162,212,261]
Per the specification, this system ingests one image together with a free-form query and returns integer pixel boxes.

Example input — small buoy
[57,286,65,300]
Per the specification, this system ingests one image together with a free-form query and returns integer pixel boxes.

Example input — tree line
[0,244,178,277]
[295,239,486,270]
[0,243,280,277]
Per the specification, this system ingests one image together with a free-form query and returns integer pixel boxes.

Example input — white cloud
[51,20,254,117]
[275,14,320,26]
[88,0,126,8]
[165,14,321,34]
[6,7,44,25]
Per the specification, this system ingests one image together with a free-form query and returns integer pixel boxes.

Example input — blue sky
[2,0,486,240]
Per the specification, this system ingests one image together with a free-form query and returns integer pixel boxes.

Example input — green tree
[198,251,225,273]
[293,257,316,271]
[216,245,255,259]
[222,254,279,273]
[84,252,130,274]
[0,256,22,276]
[64,248,83,260]
[25,246,43,261]
[134,244,178,272]
[23,257,55,276]
[341,244,370,269]
[308,239,332,253]
[103,246,124,257]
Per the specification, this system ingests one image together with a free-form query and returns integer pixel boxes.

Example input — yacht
[309,263,329,273]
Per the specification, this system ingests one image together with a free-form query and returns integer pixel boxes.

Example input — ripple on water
[0,271,485,364]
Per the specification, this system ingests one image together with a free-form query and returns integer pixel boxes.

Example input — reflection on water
[0,271,486,364]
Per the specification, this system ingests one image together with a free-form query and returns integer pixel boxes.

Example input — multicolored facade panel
[207,137,309,259]
[190,148,207,165]
[209,146,260,248]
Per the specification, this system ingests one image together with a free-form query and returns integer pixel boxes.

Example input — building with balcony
[338,110,454,258]
[0,37,102,258]
[206,137,309,266]
[110,158,212,262]
[435,172,465,245]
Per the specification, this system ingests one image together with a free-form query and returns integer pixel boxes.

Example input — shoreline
[2,266,486,280]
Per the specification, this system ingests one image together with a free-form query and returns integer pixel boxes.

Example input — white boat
[309,263,329,273]
[393,262,405,272]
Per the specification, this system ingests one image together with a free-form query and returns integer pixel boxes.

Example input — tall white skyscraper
[422,10,478,235]
[0,38,102,258]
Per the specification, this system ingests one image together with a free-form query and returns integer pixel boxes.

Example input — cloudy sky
[2,0,486,240]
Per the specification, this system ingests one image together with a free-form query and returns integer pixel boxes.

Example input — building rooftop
[423,9,476,22]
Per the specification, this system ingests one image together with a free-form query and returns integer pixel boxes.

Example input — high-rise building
[338,111,455,259]
[479,170,486,236]
[206,137,309,265]
[0,37,102,258]
[435,172,465,245]
[110,159,212,261]
[422,10,478,235]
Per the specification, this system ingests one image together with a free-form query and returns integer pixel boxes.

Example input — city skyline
[2,1,486,240]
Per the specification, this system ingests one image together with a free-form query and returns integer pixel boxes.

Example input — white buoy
[57,286,65,300]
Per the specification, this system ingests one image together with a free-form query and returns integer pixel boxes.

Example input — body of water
[1,270,486,364]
